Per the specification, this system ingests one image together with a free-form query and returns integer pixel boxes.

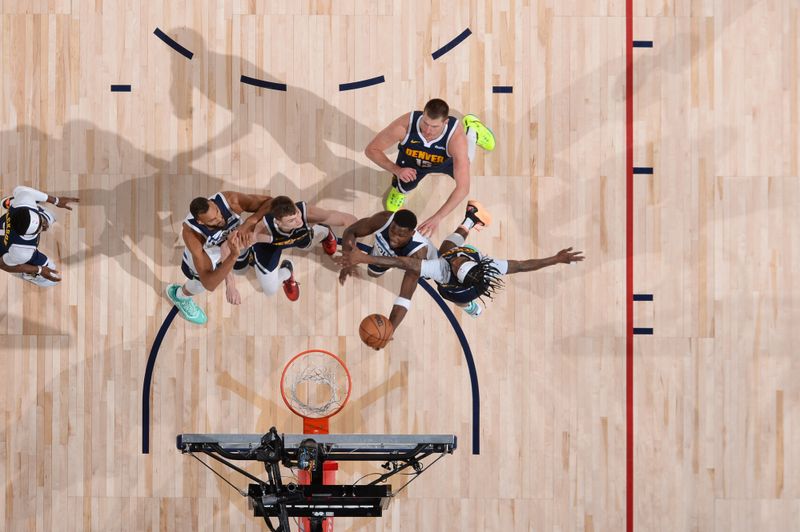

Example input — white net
[281,351,351,419]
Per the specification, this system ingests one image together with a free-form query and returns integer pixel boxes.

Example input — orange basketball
[359,314,393,349]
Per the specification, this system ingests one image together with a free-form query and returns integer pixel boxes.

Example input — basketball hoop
[280,349,351,532]
[280,349,352,434]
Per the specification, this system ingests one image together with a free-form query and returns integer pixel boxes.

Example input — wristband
[393,297,411,310]
[53,197,60,206]
[36,265,43,276]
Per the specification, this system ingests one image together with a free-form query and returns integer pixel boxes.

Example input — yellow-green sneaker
[384,186,406,212]
[462,114,496,152]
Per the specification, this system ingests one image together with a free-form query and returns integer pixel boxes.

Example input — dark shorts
[436,282,479,305]
[392,154,454,193]
[26,249,49,267]
[251,243,283,274]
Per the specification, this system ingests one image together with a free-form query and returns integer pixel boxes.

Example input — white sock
[466,128,477,162]
[310,225,329,245]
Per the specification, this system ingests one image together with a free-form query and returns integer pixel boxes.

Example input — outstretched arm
[387,247,426,330]
[333,248,423,276]
[0,259,61,282]
[306,205,358,228]
[506,248,585,274]
[222,191,272,233]
[12,185,79,210]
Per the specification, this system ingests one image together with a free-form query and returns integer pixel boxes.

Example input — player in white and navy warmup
[0,186,79,287]
[166,191,270,325]
[339,209,437,348]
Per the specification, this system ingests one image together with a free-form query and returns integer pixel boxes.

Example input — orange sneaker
[465,200,492,228]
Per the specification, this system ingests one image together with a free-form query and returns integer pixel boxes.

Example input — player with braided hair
[334,200,584,317]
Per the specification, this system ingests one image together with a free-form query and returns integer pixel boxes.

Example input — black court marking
[240,75,288,92]
[338,75,386,92]
[142,306,179,454]
[633,40,654,48]
[633,294,653,301]
[431,28,472,60]
[633,327,654,335]
[153,28,194,59]
[110,84,132,92]
[492,86,513,93]
[141,241,482,456]
[417,279,481,455]
[633,167,654,174]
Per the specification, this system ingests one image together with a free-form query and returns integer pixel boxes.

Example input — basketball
[359,314,393,349]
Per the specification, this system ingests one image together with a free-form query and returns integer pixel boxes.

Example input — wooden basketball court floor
[1,1,798,530]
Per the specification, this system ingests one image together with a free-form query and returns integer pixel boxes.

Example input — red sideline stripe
[625,0,635,531]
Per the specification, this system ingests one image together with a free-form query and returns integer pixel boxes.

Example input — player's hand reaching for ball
[338,266,357,285]
[333,248,369,268]
[555,247,585,264]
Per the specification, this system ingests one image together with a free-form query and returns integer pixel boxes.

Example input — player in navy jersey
[1,186,79,287]
[167,191,270,324]
[338,209,438,348]
[334,201,584,320]
[365,98,496,237]
[249,195,357,301]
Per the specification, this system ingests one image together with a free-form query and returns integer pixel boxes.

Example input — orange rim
[279,349,352,420]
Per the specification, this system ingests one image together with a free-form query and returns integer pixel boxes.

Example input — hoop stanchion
[280,349,351,532]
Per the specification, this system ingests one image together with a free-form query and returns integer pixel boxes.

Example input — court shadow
[6,120,346,298]
[614,0,757,99]
[165,27,378,203]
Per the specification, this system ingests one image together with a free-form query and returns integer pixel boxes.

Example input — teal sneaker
[385,186,406,212]
[462,114,496,151]
[166,284,208,325]
[463,300,483,318]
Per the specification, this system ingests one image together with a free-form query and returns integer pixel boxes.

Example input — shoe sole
[467,200,492,227]
[385,194,406,212]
